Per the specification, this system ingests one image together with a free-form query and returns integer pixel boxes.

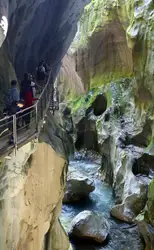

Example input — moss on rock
[147,178,154,227]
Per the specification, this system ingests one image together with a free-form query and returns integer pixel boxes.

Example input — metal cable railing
[0,71,53,155]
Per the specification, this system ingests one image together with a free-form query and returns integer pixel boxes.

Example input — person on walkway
[5,80,20,115]
[23,82,38,129]
[4,80,21,144]
[20,73,31,100]
[36,60,47,83]
[42,59,51,74]
[29,74,36,98]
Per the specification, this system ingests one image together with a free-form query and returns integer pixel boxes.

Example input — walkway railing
[0,72,53,155]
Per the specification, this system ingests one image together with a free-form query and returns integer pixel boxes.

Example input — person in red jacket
[23,85,38,129]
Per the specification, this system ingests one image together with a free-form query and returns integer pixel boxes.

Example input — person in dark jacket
[36,61,47,82]
[5,80,20,144]
[23,83,38,129]
[5,80,19,111]
[20,73,31,100]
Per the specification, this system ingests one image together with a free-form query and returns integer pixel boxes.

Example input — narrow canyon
[0,0,154,250]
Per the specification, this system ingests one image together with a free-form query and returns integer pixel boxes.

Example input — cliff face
[0,0,90,78]
[0,143,67,250]
[0,0,90,110]
[65,0,154,248]
[0,1,90,248]
[71,0,154,97]
[0,111,73,250]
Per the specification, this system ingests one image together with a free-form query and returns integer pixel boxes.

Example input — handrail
[15,71,52,116]
[0,71,53,155]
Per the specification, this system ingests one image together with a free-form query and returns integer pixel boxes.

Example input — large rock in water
[137,178,154,249]
[110,177,148,223]
[69,210,110,243]
[63,172,95,203]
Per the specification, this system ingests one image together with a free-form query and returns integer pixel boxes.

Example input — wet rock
[75,117,98,151]
[111,179,147,223]
[137,220,154,250]
[69,210,110,243]
[63,172,95,203]
[137,178,154,249]
[132,154,154,177]
[147,178,154,227]
[40,110,74,159]
[126,120,152,148]
[111,204,135,223]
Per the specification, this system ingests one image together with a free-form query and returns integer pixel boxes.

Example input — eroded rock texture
[0,0,90,109]
[65,0,154,248]
[0,1,91,248]
[0,110,73,249]
[0,142,68,250]
[69,210,110,243]
[70,0,154,97]
[7,0,90,76]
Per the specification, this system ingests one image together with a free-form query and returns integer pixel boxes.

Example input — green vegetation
[147,178,154,226]
[68,87,101,113]
[68,77,133,114]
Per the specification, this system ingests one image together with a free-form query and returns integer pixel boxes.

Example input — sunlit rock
[69,210,110,243]
[63,171,95,203]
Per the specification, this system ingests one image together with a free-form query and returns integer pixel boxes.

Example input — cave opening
[91,94,107,116]
[75,118,98,152]
[132,154,154,176]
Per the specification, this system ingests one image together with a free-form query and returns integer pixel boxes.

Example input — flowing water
[60,159,144,250]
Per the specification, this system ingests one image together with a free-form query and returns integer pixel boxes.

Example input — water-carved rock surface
[69,210,110,243]
[0,142,69,250]
[0,0,154,249]
[0,110,73,249]
[0,0,90,109]
[63,171,95,204]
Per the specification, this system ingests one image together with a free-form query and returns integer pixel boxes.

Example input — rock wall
[71,0,154,97]
[0,142,69,250]
[0,0,90,111]
[0,0,89,247]
[0,110,73,249]
[0,0,90,78]
[65,0,154,248]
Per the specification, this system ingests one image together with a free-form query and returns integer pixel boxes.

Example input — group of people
[3,59,50,143]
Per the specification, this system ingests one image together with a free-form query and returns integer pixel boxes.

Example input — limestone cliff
[0,1,90,249]
[0,110,73,250]
[71,0,154,98]
[64,0,154,249]
[0,0,90,111]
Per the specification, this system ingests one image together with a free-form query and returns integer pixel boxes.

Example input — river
[60,158,144,250]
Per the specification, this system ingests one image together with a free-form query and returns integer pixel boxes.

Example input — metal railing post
[13,114,17,153]
[0,72,54,156]
[35,105,38,132]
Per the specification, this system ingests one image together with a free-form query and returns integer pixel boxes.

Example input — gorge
[0,0,154,250]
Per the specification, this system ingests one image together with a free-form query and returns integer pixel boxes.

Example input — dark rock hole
[92,94,107,116]
[132,154,154,176]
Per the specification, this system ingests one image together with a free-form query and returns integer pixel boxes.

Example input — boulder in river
[69,210,110,243]
[110,179,147,223]
[63,172,95,203]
